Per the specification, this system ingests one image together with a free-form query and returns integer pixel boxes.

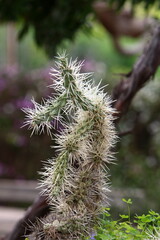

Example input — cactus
[23,52,117,240]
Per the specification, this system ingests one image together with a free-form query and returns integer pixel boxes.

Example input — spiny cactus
[23,52,117,240]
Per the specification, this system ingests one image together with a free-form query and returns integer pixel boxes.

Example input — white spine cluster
[23,53,117,240]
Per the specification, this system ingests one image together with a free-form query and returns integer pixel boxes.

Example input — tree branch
[6,196,49,240]
[93,1,151,56]
[112,25,160,119]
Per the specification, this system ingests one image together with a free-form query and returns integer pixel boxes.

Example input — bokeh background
[1,2,160,235]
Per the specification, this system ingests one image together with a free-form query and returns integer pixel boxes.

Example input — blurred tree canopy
[0,0,159,56]
[0,0,94,56]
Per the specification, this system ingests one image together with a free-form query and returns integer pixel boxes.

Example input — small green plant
[93,199,160,240]
[121,198,132,222]
[23,52,117,239]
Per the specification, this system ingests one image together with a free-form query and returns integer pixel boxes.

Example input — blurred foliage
[67,23,137,86]
[18,28,49,70]
[0,25,49,70]
[0,66,56,179]
[111,80,160,212]
[0,21,137,72]
[0,0,160,56]
[0,25,6,66]
[0,0,94,56]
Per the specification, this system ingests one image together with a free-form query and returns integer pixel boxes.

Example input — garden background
[0,0,160,238]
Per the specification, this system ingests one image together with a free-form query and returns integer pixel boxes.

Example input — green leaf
[119,214,129,219]
[122,198,132,205]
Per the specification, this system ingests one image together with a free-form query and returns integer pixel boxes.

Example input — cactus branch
[22,53,117,240]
